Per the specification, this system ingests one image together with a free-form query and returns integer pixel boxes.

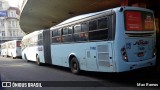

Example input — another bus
[1,42,7,57]
[21,6,156,74]
[1,40,22,59]
[21,30,46,64]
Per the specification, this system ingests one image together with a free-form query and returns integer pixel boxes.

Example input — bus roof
[22,30,44,40]
[50,6,153,30]
[50,8,114,30]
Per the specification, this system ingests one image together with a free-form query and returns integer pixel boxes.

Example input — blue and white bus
[21,6,156,74]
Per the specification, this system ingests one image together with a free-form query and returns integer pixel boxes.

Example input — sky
[7,0,20,7]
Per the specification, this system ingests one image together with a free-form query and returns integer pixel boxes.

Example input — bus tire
[36,55,41,66]
[13,57,16,59]
[6,55,8,58]
[24,54,28,62]
[12,53,16,59]
[12,56,15,59]
[70,57,80,74]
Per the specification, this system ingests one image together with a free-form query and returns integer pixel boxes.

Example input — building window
[15,21,17,27]
[0,1,2,8]
[2,31,5,36]
[12,21,14,27]
[8,11,16,17]
[13,21,16,27]
[10,31,12,36]
[13,31,16,36]
[9,21,11,27]
[11,12,14,17]
[0,20,4,26]
[17,21,19,27]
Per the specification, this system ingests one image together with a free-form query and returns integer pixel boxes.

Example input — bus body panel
[25,46,37,61]
[125,37,154,62]
[51,41,114,72]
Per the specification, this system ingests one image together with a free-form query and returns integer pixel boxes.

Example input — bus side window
[62,27,68,35]
[52,29,62,43]
[52,29,58,37]
[68,26,73,34]
[62,27,73,43]
[98,18,108,29]
[73,23,88,42]
[58,29,62,36]
[74,24,81,33]
[89,18,108,41]
[38,35,42,45]
[81,22,89,32]
[89,20,97,31]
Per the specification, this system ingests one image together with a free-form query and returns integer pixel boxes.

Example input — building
[0,0,25,44]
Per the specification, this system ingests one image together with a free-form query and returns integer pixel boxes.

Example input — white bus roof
[50,6,153,30]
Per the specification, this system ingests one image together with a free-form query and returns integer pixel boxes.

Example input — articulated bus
[21,6,156,74]
[1,40,21,59]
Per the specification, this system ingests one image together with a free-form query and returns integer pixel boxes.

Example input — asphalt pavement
[0,56,159,90]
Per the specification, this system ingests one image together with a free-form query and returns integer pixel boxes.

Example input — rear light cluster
[121,46,128,62]
[152,47,156,58]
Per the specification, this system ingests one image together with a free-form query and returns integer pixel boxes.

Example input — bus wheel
[70,57,80,74]
[36,55,41,66]
[12,56,15,59]
[24,54,28,62]
[12,53,15,59]
[6,55,8,58]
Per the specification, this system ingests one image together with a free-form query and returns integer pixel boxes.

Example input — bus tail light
[152,47,156,58]
[121,47,128,62]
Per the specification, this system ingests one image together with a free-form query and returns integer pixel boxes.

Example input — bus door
[86,45,98,70]
[96,42,114,71]
[16,41,21,56]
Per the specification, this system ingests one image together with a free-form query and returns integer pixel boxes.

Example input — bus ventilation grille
[97,45,110,67]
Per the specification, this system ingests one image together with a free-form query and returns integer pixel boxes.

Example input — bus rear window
[125,11,154,31]
[17,41,21,47]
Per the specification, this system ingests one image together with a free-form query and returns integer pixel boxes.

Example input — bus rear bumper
[116,57,156,72]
